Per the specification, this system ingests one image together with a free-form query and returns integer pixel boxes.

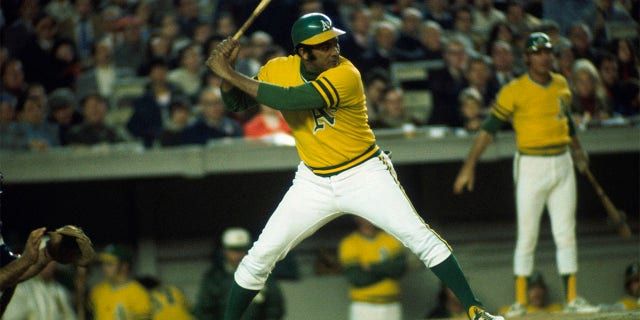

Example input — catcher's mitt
[46,225,96,266]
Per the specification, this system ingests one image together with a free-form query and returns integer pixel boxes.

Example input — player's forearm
[343,266,385,287]
[0,256,33,289]
[369,255,407,278]
[462,130,494,168]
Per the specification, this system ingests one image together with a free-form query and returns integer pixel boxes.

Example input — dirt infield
[505,310,640,319]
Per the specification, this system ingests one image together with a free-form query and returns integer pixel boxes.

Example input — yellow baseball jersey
[90,280,152,320]
[149,286,194,320]
[493,73,572,155]
[257,55,379,175]
[338,231,404,303]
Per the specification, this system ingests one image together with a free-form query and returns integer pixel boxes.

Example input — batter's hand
[206,38,239,77]
[20,227,46,265]
[453,165,475,194]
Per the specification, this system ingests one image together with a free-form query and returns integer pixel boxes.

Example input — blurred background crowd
[0,0,638,151]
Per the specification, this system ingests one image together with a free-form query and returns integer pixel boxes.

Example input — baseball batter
[453,32,597,316]
[207,13,503,320]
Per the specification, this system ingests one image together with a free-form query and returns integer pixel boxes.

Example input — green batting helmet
[526,32,553,53]
[291,13,345,48]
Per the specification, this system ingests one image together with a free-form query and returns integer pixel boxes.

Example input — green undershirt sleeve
[221,87,259,112]
[342,265,386,288]
[369,254,407,278]
[480,113,507,135]
[566,109,576,136]
[257,82,326,111]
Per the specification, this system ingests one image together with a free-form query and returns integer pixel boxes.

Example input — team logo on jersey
[311,107,336,133]
[556,97,568,120]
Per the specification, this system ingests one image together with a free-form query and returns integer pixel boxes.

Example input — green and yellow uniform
[149,285,194,320]
[89,280,152,320]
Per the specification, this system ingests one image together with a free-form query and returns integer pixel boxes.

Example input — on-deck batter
[207,13,503,320]
[454,32,598,317]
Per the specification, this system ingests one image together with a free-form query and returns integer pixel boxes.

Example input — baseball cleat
[504,302,526,317]
[467,306,505,320]
[564,296,600,313]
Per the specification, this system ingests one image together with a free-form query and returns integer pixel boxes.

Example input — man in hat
[454,32,597,316]
[194,227,284,320]
[89,244,152,320]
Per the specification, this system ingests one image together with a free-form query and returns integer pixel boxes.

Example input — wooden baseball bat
[583,167,632,239]
[232,0,273,41]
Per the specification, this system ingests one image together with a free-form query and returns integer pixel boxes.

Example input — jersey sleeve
[310,63,364,109]
[493,83,516,121]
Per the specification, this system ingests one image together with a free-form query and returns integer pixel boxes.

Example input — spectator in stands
[339,7,374,65]
[423,0,454,30]
[47,87,83,146]
[137,275,195,320]
[471,0,505,46]
[360,21,400,75]
[17,95,60,151]
[182,87,243,145]
[75,38,135,103]
[609,38,639,81]
[158,14,189,57]
[567,22,601,63]
[243,104,291,139]
[0,92,27,150]
[395,7,425,60]
[588,0,636,49]
[594,52,627,115]
[90,244,152,320]
[169,43,205,100]
[20,12,62,92]
[458,87,484,133]
[235,37,262,78]
[67,93,123,145]
[553,39,576,81]
[570,59,612,125]
[417,20,444,61]
[49,37,82,91]
[369,86,422,129]
[484,21,516,56]
[3,261,77,320]
[192,22,214,51]
[25,83,49,114]
[464,55,498,107]
[368,0,401,29]
[504,0,540,38]
[499,271,563,316]
[159,97,193,147]
[1,59,28,99]
[140,33,175,75]
[214,11,237,38]
[363,67,391,124]
[489,40,521,89]
[426,283,466,319]
[127,58,183,147]
[58,0,100,67]
[427,36,469,127]
[96,5,124,48]
[113,16,146,72]
[338,216,407,320]
[616,262,640,310]
[450,4,476,51]
[1,0,41,59]
[194,227,285,320]
[176,0,201,39]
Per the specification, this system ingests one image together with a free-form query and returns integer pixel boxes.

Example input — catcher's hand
[46,225,96,266]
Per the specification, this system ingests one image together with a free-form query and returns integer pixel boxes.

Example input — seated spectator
[159,98,193,147]
[499,271,562,316]
[137,275,195,320]
[471,0,506,46]
[458,87,484,133]
[417,20,444,61]
[168,42,204,100]
[182,88,243,145]
[0,92,28,150]
[127,59,183,147]
[464,55,498,107]
[363,67,391,124]
[395,8,425,59]
[360,21,401,75]
[67,93,124,145]
[339,7,374,65]
[595,52,627,115]
[570,59,612,126]
[504,0,540,37]
[423,0,453,30]
[17,95,60,151]
[567,22,601,64]
[608,38,639,81]
[616,262,640,310]
[49,37,82,91]
[243,104,291,139]
[46,87,83,146]
[369,86,422,129]
[113,15,146,72]
[427,36,469,127]
[553,39,576,81]
[194,227,285,320]
[3,261,76,319]
[425,283,466,319]
[1,59,28,99]
[489,40,521,89]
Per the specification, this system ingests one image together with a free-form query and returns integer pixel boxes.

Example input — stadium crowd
[0,0,638,151]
